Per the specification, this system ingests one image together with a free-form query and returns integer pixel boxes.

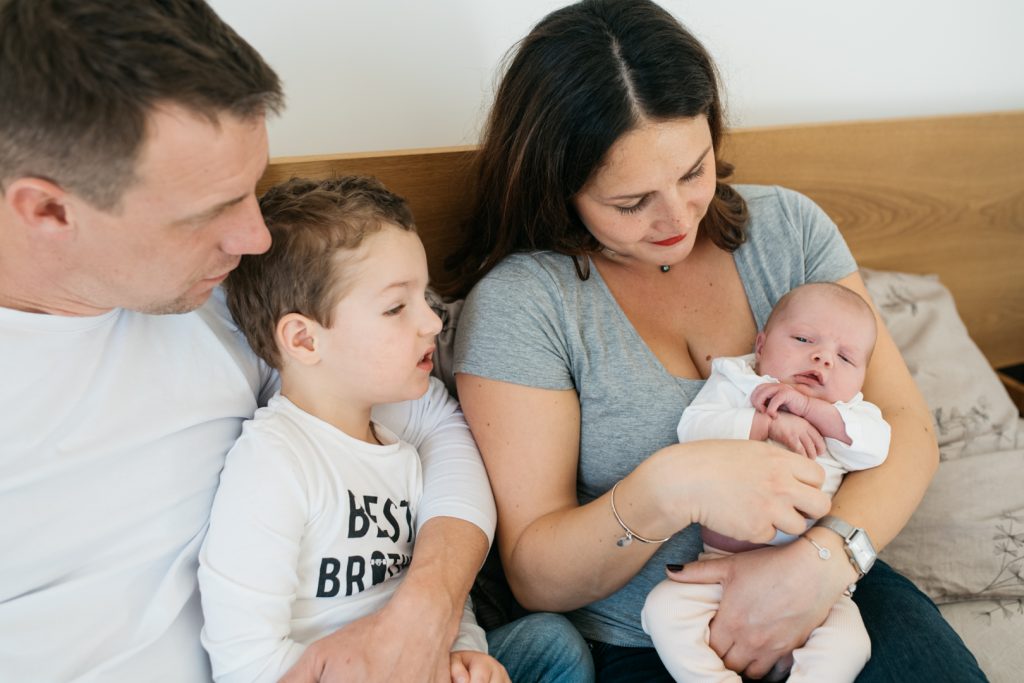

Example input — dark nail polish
[665,563,684,572]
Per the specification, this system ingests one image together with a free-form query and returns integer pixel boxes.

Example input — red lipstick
[653,234,685,247]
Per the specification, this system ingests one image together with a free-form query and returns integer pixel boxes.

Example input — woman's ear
[4,177,76,239]
[277,313,320,366]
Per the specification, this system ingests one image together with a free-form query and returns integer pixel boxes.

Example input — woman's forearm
[829,402,937,549]
[502,455,679,611]
[458,374,832,611]
[495,438,831,612]
[830,273,939,549]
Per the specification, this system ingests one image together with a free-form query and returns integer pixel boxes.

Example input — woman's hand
[666,529,858,679]
[655,440,830,544]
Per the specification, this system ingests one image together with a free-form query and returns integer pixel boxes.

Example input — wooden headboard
[258,111,1024,372]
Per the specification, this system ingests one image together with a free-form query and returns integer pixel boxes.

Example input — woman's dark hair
[443,0,747,297]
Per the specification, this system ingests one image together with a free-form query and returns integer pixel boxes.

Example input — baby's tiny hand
[752,383,811,418]
[767,412,825,458]
[450,650,510,683]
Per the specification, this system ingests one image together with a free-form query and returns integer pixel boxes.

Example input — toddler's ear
[276,313,320,365]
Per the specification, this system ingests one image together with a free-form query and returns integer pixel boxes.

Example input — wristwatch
[813,515,877,579]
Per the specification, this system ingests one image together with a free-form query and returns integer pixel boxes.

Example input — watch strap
[813,514,874,578]
[815,514,857,542]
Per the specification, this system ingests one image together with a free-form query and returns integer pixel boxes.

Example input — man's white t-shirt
[0,290,495,682]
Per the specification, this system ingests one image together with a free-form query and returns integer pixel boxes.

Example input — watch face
[848,529,877,573]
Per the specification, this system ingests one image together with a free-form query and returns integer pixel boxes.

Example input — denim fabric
[588,640,674,682]
[852,561,988,682]
[487,612,595,683]
[585,561,987,682]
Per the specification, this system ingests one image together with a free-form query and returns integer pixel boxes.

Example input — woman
[447,1,986,680]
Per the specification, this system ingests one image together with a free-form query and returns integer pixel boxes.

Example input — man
[0,1,494,680]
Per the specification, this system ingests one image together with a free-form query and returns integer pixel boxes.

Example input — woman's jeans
[492,561,987,683]
[487,612,595,683]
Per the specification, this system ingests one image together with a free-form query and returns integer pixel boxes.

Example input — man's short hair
[0,0,284,209]
[226,176,417,369]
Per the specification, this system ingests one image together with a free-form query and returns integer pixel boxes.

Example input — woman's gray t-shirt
[453,185,858,647]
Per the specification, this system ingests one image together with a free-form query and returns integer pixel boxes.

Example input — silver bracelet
[610,481,671,547]
[802,535,856,596]
[803,534,832,560]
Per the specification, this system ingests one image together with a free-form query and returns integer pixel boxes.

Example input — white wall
[209,1,1024,158]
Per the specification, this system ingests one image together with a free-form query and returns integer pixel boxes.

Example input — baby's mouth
[794,370,823,386]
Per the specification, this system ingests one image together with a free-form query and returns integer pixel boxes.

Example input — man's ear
[277,313,320,366]
[4,177,77,238]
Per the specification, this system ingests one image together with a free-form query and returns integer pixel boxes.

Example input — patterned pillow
[426,288,464,399]
[862,268,1018,457]
[880,444,1024,602]
[863,268,1023,603]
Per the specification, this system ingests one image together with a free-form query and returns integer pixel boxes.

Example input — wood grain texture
[260,112,1024,369]
[723,112,1023,368]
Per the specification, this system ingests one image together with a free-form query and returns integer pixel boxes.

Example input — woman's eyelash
[616,195,651,215]
[613,164,706,215]
[384,304,405,316]
[683,164,706,182]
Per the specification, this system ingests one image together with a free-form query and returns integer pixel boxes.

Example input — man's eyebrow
[174,193,249,226]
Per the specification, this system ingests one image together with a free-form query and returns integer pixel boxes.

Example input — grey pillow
[862,268,1018,457]
[863,268,1023,603]
[427,288,463,399]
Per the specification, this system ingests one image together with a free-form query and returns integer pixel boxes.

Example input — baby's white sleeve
[678,356,767,443]
[827,396,891,471]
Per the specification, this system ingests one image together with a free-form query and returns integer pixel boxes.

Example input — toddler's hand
[752,383,811,418]
[767,412,825,458]
[450,650,510,683]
